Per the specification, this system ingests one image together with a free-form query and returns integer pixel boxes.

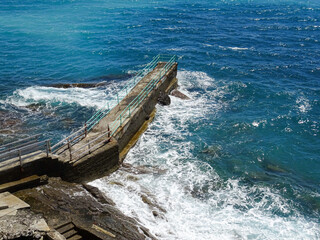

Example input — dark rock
[170,89,190,100]
[121,163,167,175]
[25,103,45,112]
[82,183,116,206]
[15,177,156,240]
[157,92,171,106]
[49,83,100,89]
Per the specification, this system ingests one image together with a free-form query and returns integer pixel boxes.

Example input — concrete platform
[0,191,30,217]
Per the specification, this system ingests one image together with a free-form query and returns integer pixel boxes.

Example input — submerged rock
[49,83,107,89]
[122,163,168,175]
[25,103,46,112]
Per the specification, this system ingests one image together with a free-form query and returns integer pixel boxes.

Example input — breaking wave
[91,71,320,240]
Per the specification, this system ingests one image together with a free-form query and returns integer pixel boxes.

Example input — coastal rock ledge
[13,177,156,240]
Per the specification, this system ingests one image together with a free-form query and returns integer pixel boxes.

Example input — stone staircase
[56,222,82,240]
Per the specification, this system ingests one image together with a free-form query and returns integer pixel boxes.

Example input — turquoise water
[1,0,320,238]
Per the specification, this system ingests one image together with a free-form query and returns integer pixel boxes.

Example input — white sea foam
[3,78,136,110]
[296,96,311,113]
[252,120,267,127]
[227,47,249,51]
[91,70,320,239]
[4,86,108,109]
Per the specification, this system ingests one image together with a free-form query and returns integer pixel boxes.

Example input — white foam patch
[90,70,320,239]
[3,77,139,110]
[4,86,108,109]
[296,96,311,113]
[227,47,249,51]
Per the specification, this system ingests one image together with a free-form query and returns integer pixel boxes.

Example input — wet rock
[202,145,222,157]
[157,92,171,106]
[49,83,101,89]
[109,181,124,187]
[170,89,190,100]
[140,193,167,214]
[122,163,167,175]
[126,175,140,181]
[26,103,46,112]
[82,183,116,206]
[0,110,23,135]
[262,163,288,174]
[15,178,156,240]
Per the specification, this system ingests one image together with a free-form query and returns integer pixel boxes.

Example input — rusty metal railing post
[108,125,110,138]
[18,150,22,167]
[48,140,52,153]
[46,141,49,157]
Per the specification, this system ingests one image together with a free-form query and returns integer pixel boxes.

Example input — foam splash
[2,78,136,110]
[4,86,108,109]
[296,96,311,113]
[91,70,320,239]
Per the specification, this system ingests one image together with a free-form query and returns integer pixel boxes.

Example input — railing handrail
[85,54,162,131]
[0,139,51,159]
[108,56,176,137]
[0,134,41,150]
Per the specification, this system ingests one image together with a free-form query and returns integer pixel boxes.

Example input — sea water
[0,0,319,239]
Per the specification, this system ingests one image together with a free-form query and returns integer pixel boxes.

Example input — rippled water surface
[1,0,320,239]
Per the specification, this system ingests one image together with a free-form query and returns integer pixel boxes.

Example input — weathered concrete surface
[61,140,119,183]
[119,109,156,161]
[99,63,178,152]
[0,153,62,185]
[0,191,30,218]
[0,209,51,239]
[15,178,156,240]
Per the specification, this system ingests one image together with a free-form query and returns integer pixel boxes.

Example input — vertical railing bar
[46,141,51,157]
[18,150,22,167]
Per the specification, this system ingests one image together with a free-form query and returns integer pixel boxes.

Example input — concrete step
[0,175,47,193]
[68,235,82,240]
[56,222,75,234]
[64,229,77,238]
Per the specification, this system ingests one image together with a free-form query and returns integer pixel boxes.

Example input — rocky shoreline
[1,176,156,240]
[0,89,189,240]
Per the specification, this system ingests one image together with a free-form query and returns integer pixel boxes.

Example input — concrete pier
[0,59,178,184]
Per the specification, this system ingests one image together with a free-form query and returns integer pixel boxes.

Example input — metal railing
[68,55,177,162]
[0,134,51,167]
[86,54,163,131]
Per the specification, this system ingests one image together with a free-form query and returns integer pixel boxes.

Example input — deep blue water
[1,0,319,238]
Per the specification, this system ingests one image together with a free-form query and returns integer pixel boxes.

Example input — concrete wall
[114,63,178,152]
[0,154,63,185]
[62,140,119,183]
